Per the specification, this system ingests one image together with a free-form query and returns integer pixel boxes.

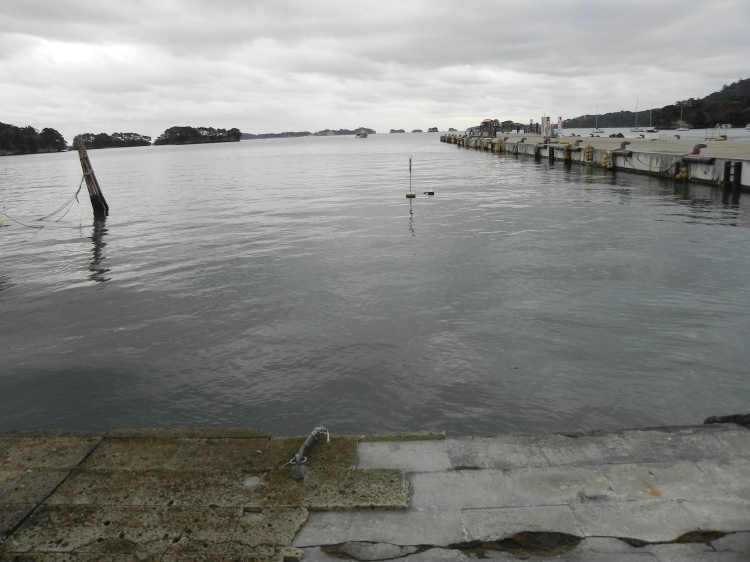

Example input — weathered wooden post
[73,135,109,219]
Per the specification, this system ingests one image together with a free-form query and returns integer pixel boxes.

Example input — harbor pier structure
[440,133,750,191]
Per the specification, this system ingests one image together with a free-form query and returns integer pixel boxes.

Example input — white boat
[646,105,658,132]
[592,105,604,133]
[355,129,368,138]
[630,98,644,132]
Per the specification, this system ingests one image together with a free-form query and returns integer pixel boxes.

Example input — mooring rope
[37,176,85,222]
[2,176,85,229]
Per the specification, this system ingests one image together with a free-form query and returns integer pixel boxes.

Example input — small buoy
[423,191,434,195]
[406,193,416,198]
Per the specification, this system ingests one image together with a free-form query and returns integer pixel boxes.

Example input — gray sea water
[1,133,749,436]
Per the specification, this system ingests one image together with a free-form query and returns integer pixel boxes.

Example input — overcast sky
[1,0,748,140]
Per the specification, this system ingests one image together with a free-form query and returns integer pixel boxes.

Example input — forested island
[0,122,67,156]
[313,128,376,136]
[80,132,151,149]
[564,78,750,129]
[241,131,310,140]
[154,126,241,145]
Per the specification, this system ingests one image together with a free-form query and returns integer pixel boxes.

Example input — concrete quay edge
[1,422,749,561]
[441,132,750,191]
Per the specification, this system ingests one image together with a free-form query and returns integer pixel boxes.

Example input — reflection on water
[89,219,110,283]
[671,183,744,227]
[0,272,12,293]
[408,199,415,237]
[0,135,749,437]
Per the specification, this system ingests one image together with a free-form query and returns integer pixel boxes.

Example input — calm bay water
[1,133,749,436]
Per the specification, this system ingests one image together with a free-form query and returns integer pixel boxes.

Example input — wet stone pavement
[1,424,749,561]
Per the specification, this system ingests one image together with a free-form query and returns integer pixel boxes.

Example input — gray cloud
[1,0,748,139]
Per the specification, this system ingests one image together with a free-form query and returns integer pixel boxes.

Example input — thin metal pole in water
[406,155,415,198]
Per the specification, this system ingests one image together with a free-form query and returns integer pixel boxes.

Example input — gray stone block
[571,500,698,542]
[647,543,724,562]
[357,441,452,472]
[504,465,620,506]
[293,511,352,546]
[697,460,750,499]
[0,436,101,470]
[711,531,750,552]
[462,505,583,542]
[710,428,750,460]
[400,549,472,560]
[1,504,34,541]
[617,428,732,463]
[534,433,638,467]
[409,470,513,510]
[347,509,466,546]
[447,436,549,470]
[678,499,750,533]
[601,461,727,501]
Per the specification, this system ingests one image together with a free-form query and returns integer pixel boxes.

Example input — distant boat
[592,105,604,133]
[355,129,368,138]
[630,98,644,132]
[646,105,658,133]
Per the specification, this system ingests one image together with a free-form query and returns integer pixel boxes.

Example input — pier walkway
[440,133,750,191]
[1,422,749,560]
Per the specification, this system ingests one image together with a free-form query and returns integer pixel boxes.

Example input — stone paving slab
[357,440,452,472]
[409,470,513,510]
[697,459,750,499]
[107,428,273,439]
[44,469,264,509]
[616,427,740,463]
[570,500,701,542]
[504,465,619,506]
[3,505,241,554]
[0,505,33,542]
[462,505,583,541]
[446,435,549,470]
[1,470,71,506]
[80,435,357,473]
[259,468,407,510]
[678,499,750,533]
[0,436,101,470]
[293,509,466,547]
[601,461,728,501]
[534,432,638,466]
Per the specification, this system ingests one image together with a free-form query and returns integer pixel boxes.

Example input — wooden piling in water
[73,135,109,219]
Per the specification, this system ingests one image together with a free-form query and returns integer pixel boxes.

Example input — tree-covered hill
[564,78,750,129]
[241,131,311,140]
[81,132,151,149]
[154,126,241,145]
[0,122,67,156]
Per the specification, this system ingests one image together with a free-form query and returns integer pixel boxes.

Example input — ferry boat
[355,129,368,138]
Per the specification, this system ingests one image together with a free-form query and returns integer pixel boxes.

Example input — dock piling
[73,135,109,219]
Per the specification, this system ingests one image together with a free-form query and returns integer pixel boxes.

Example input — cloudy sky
[1,0,748,140]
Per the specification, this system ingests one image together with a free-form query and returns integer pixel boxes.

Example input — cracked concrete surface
[1,423,749,560]
[297,423,750,561]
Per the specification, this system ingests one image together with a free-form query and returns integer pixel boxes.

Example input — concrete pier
[2,422,750,560]
[440,133,750,191]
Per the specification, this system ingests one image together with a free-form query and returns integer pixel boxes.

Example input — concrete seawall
[440,133,750,191]
[2,422,749,560]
